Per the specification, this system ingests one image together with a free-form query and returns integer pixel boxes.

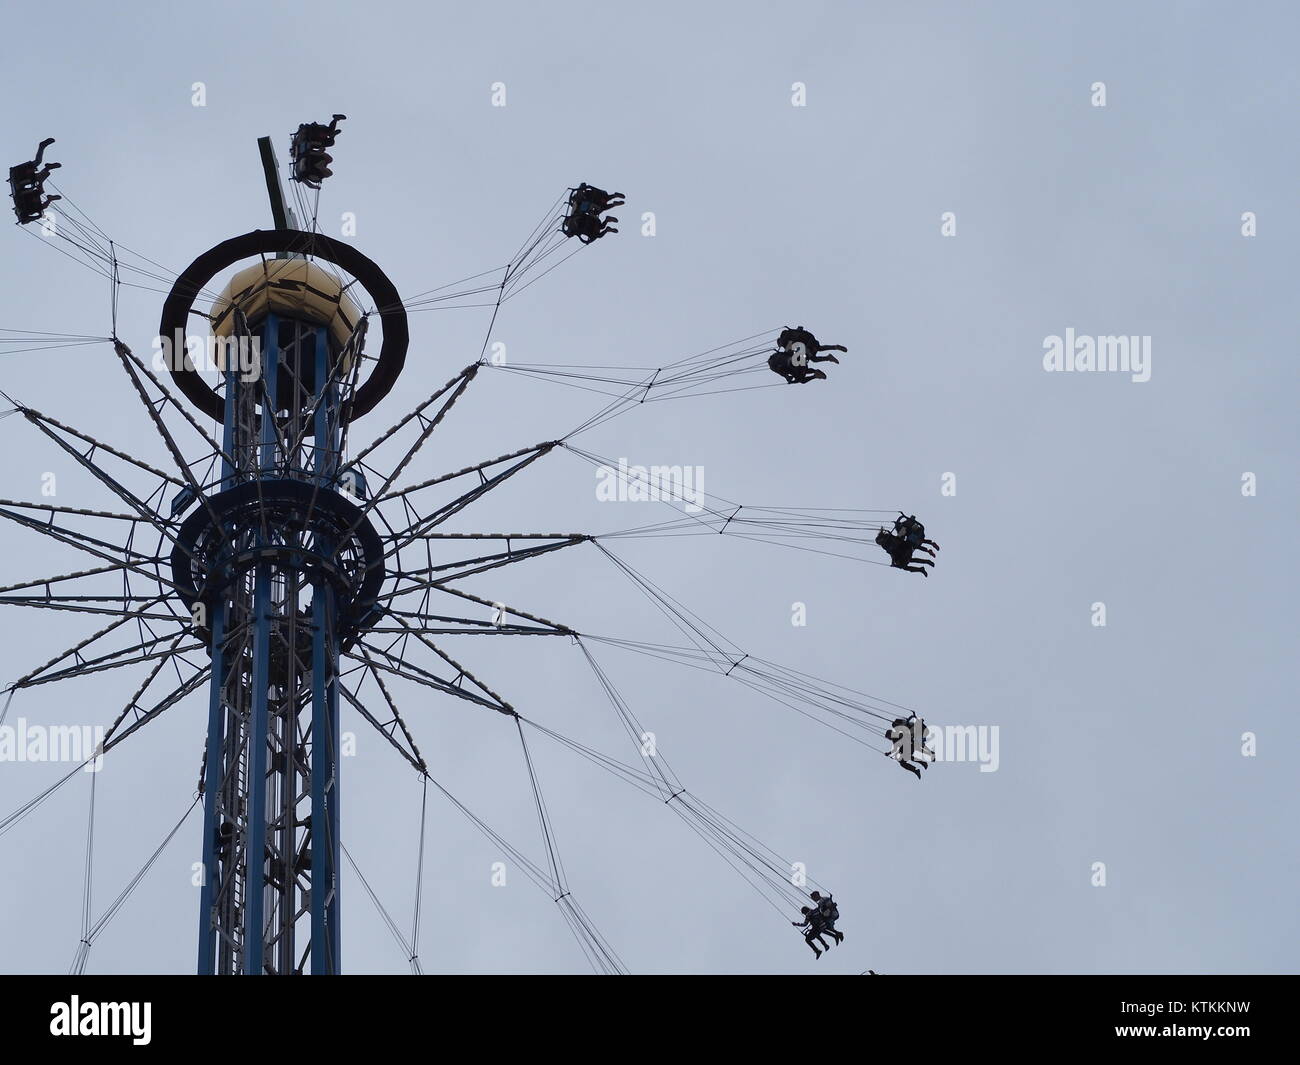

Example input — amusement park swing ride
[0,117,940,974]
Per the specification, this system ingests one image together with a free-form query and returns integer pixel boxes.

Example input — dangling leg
[923,538,940,551]
[915,545,936,557]
[804,931,823,957]
[899,759,923,780]
[903,564,929,577]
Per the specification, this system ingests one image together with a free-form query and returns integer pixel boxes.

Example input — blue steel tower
[160,147,409,974]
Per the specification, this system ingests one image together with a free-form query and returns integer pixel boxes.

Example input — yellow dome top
[209,257,363,354]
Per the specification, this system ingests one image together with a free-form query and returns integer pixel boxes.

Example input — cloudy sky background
[0,0,1296,974]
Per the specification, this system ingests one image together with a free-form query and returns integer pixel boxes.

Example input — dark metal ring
[170,479,386,640]
[158,229,408,424]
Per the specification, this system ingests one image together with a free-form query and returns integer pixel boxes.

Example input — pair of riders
[562,183,625,244]
[875,512,940,577]
[289,114,346,188]
[885,712,935,781]
[9,138,61,225]
[768,325,846,384]
[792,890,843,959]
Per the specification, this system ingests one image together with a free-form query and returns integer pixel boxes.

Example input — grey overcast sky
[1,1,1296,974]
